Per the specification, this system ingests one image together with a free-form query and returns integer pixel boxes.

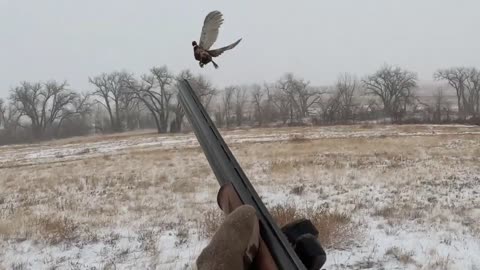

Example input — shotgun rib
[177,79,307,270]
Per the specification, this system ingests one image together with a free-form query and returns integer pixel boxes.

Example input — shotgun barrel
[177,79,307,270]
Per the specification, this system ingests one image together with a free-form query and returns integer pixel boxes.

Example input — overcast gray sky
[1,0,479,97]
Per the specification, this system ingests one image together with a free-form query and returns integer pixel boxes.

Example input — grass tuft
[270,203,357,249]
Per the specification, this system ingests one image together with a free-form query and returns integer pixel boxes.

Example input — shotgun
[177,79,326,270]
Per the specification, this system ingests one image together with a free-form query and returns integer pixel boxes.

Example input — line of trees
[1,64,479,145]
[434,67,480,119]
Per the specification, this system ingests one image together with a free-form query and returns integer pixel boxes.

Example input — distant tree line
[1,65,479,145]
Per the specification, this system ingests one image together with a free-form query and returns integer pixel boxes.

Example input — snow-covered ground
[0,124,479,269]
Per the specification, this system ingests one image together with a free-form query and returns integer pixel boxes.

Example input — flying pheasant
[192,11,242,69]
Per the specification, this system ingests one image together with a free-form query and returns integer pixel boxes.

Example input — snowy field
[0,124,479,270]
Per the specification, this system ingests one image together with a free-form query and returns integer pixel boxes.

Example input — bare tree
[189,74,217,110]
[269,83,290,124]
[363,98,381,121]
[89,71,135,132]
[222,86,235,127]
[321,88,342,124]
[59,91,92,127]
[150,66,174,132]
[170,69,193,133]
[56,92,94,137]
[91,103,111,133]
[0,100,23,144]
[277,73,322,123]
[335,73,359,123]
[124,66,174,133]
[118,83,140,131]
[435,67,480,118]
[320,76,358,125]
[465,68,480,117]
[234,87,248,126]
[125,76,157,132]
[170,70,217,132]
[433,88,452,122]
[9,81,79,139]
[0,99,21,131]
[247,83,278,126]
[434,67,470,119]
[263,84,277,124]
[251,84,265,126]
[363,65,418,122]
[0,98,6,128]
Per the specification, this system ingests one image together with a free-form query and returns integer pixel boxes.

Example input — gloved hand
[196,183,326,270]
[196,205,260,270]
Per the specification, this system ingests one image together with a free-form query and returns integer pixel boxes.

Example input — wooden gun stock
[218,183,278,269]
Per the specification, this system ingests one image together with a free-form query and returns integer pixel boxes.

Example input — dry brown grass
[196,203,357,250]
[270,158,315,174]
[137,229,158,255]
[0,124,478,267]
[36,216,78,244]
[170,178,197,193]
[0,214,78,244]
[289,185,306,195]
[45,129,159,146]
[269,151,420,177]
[10,262,28,270]
[373,206,396,218]
[197,208,224,238]
[270,203,357,249]
[423,253,451,270]
[373,204,425,222]
[175,226,190,247]
[262,133,469,177]
[308,208,356,250]
[359,123,375,129]
[385,247,416,265]
[288,134,310,143]
[0,146,196,244]
[270,203,299,226]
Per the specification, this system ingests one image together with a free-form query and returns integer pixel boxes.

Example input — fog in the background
[1,0,480,96]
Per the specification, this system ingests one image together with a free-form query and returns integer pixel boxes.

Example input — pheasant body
[192,11,242,69]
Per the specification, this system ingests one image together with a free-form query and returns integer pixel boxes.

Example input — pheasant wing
[199,11,224,50]
[208,38,242,57]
